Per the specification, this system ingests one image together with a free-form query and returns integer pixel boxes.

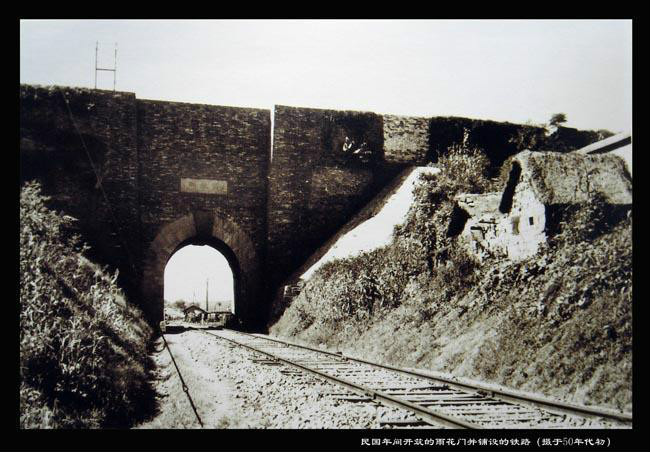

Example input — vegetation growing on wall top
[427,117,547,171]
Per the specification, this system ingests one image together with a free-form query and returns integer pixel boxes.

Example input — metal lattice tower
[94,41,117,91]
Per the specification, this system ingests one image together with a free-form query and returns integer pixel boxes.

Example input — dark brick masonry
[20,85,592,329]
[20,85,270,327]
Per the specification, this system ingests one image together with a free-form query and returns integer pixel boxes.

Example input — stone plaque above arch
[180,178,228,195]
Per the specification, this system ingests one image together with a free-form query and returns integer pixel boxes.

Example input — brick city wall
[20,85,141,293]
[20,85,271,324]
[382,114,430,164]
[136,99,270,269]
[427,116,548,170]
[267,105,409,290]
[20,84,592,326]
[136,99,271,324]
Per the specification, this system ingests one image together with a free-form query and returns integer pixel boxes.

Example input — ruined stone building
[453,150,633,262]
[575,131,632,173]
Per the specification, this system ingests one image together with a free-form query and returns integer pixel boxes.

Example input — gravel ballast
[135,329,421,429]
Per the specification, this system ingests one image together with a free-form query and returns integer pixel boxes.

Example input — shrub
[270,144,632,411]
[20,181,153,428]
[427,116,546,170]
[547,193,630,246]
[277,147,490,334]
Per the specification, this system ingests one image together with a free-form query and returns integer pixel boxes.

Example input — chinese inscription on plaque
[180,178,228,195]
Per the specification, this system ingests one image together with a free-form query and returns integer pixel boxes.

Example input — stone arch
[141,210,261,327]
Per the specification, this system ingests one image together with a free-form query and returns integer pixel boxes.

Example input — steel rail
[245,331,632,425]
[202,330,481,429]
[161,333,204,428]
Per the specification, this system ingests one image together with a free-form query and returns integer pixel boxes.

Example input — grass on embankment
[270,149,632,412]
[20,181,155,428]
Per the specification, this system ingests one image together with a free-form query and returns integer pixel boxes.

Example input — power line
[58,88,138,279]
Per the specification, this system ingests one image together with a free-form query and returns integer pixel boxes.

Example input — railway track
[202,329,632,429]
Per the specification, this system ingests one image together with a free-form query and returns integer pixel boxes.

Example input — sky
[20,19,632,132]
[164,245,234,308]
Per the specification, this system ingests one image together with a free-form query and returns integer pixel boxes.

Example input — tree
[549,113,567,127]
[172,299,188,310]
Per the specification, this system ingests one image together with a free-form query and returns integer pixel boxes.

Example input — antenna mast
[95,41,117,91]
[205,278,209,312]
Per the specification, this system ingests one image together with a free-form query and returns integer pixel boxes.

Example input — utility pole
[205,278,209,312]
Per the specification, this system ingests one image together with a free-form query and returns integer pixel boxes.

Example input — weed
[269,146,632,410]
[20,181,154,428]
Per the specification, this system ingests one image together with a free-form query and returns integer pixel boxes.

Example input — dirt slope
[270,150,632,413]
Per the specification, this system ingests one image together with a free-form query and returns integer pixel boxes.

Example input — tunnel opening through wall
[163,236,241,328]
[144,213,261,330]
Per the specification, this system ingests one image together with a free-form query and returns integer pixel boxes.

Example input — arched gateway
[142,211,261,327]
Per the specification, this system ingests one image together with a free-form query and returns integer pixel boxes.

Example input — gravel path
[134,329,422,429]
